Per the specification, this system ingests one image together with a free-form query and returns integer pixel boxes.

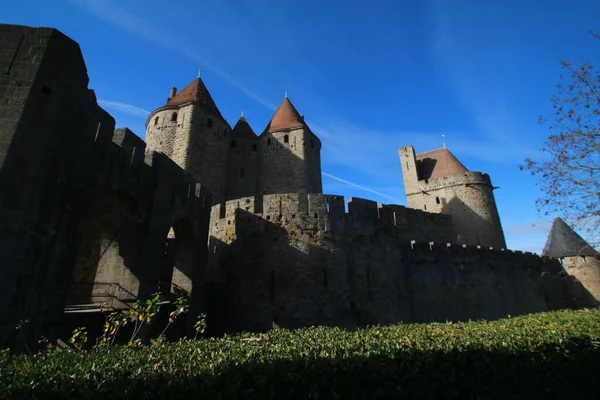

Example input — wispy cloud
[322,172,398,202]
[428,0,541,156]
[310,116,527,182]
[98,100,150,118]
[504,220,553,236]
[69,0,277,111]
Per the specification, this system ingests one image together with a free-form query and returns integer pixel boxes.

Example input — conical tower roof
[542,217,598,257]
[232,115,258,140]
[416,148,468,180]
[165,77,223,118]
[263,97,307,133]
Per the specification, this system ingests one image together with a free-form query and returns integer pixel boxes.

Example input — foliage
[93,293,191,349]
[68,327,88,351]
[193,314,207,340]
[1,308,600,399]
[14,319,31,355]
[159,295,189,339]
[522,30,600,244]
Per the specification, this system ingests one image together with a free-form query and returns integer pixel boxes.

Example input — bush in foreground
[1,308,600,399]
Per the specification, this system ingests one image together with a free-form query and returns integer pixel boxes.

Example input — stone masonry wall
[562,256,600,302]
[258,127,322,195]
[206,193,591,333]
[413,172,506,249]
[0,25,212,348]
[226,136,259,200]
[304,129,322,194]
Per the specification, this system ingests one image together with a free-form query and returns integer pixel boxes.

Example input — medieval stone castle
[0,25,598,347]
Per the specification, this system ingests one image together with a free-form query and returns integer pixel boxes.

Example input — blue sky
[5,0,599,252]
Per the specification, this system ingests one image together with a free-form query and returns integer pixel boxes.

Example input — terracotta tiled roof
[542,217,598,257]
[264,97,307,133]
[232,116,257,140]
[165,77,222,118]
[416,148,468,180]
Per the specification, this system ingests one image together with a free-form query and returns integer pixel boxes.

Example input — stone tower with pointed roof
[257,97,322,196]
[543,217,600,301]
[399,145,506,249]
[145,78,232,204]
[226,114,260,200]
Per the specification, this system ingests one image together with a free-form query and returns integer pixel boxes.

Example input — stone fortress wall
[0,25,212,348]
[0,23,597,347]
[206,194,596,333]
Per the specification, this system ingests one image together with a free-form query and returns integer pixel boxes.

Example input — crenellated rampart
[210,193,454,244]
[207,194,596,333]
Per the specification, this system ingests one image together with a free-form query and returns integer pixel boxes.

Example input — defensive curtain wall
[0,25,212,348]
[207,193,597,333]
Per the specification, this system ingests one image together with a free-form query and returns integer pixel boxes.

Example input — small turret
[543,217,600,302]
[226,113,259,200]
[257,97,322,195]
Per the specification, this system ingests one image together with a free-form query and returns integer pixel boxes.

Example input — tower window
[207,118,213,128]
[154,116,159,126]
[267,138,272,145]
[424,204,427,210]
[436,197,440,204]
[252,143,257,151]
[231,140,236,148]
[284,135,289,143]
[171,112,177,122]
[310,139,314,149]
[240,168,245,178]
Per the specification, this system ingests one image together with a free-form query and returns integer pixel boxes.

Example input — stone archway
[160,218,195,296]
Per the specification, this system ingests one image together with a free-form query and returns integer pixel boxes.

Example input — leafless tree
[522,31,600,246]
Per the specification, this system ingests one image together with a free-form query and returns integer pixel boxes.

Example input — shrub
[1,308,599,399]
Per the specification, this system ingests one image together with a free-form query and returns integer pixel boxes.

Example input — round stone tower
[399,145,506,249]
[257,96,322,195]
[145,77,231,204]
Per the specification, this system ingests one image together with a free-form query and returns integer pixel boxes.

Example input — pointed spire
[198,68,201,78]
[284,84,288,99]
[542,217,598,257]
[232,113,257,139]
[165,76,223,118]
[264,96,307,133]
[241,109,244,117]
[442,134,446,149]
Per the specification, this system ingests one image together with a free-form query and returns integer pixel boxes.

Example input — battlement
[210,193,454,243]
[405,240,542,261]
[212,193,450,223]
[408,171,493,194]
